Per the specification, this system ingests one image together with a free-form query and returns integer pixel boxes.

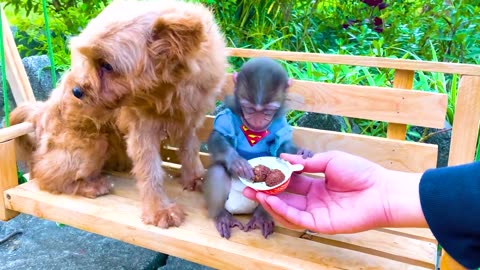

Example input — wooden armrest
[0,122,34,143]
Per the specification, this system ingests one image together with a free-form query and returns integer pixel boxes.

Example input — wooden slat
[387,70,415,139]
[1,6,35,105]
[0,140,19,220]
[220,74,447,129]
[377,228,436,244]
[0,122,34,143]
[447,75,480,166]
[267,126,438,173]
[4,175,436,269]
[295,230,436,269]
[191,116,437,173]
[227,48,480,76]
[440,250,466,270]
[440,75,480,269]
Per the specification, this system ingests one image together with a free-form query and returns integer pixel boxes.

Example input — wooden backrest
[161,48,480,174]
[0,6,35,105]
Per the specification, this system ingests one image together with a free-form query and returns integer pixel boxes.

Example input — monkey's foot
[244,212,275,238]
[73,175,114,199]
[141,204,186,228]
[214,209,244,239]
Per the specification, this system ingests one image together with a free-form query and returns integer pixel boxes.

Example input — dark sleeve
[419,161,480,269]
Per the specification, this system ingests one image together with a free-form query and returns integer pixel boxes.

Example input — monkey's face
[232,57,292,132]
[239,98,280,132]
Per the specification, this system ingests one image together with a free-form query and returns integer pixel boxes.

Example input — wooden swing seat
[2,6,480,269]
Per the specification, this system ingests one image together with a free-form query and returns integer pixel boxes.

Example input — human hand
[243,151,426,234]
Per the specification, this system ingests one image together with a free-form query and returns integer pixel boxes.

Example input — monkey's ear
[224,95,241,114]
[232,72,238,83]
[150,15,205,60]
[287,78,294,87]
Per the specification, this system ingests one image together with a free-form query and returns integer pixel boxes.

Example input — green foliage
[17,170,27,184]
[4,0,110,73]
[476,135,480,161]
[2,0,479,141]
[202,0,479,65]
[5,0,108,17]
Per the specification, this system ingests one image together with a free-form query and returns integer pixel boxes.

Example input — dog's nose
[72,86,84,99]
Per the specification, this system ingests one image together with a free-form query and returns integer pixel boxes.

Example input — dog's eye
[100,61,113,72]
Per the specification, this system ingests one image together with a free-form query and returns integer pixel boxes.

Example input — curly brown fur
[11,0,226,229]
[10,73,131,198]
[9,101,45,163]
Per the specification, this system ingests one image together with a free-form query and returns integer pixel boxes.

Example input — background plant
[4,0,108,71]
[2,0,479,145]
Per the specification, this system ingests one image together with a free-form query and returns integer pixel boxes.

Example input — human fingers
[263,195,315,231]
[264,196,336,234]
[280,151,341,173]
[255,192,303,230]
[242,187,258,201]
[243,186,307,210]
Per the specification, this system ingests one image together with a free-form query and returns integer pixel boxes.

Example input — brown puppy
[11,0,228,228]
[11,73,131,199]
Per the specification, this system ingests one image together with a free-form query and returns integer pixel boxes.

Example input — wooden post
[386,69,415,140]
[1,6,35,105]
[1,5,31,221]
[447,76,480,165]
[439,75,480,270]
[440,250,466,270]
[0,139,19,221]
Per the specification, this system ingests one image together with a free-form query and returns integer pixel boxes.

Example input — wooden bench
[2,8,480,269]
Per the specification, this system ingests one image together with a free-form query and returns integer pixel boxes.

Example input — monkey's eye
[264,110,276,116]
[99,61,113,72]
[242,107,255,114]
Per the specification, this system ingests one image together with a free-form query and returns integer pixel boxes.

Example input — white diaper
[224,177,258,214]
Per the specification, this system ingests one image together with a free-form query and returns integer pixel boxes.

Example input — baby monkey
[204,57,313,239]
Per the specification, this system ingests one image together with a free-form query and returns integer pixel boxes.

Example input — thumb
[242,187,258,201]
[280,151,340,173]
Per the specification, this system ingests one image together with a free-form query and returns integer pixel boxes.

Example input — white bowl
[238,156,304,194]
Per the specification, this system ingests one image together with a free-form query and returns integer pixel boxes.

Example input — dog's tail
[9,101,45,163]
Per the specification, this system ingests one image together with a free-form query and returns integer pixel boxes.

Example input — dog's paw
[76,176,113,198]
[182,176,204,192]
[142,204,186,228]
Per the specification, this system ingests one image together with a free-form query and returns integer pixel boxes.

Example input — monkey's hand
[230,155,254,180]
[296,148,314,159]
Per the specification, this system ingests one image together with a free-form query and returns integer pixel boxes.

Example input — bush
[2,0,479,141]
[4,0,109,72]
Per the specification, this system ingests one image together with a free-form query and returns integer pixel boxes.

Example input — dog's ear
[150,15,205,60]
